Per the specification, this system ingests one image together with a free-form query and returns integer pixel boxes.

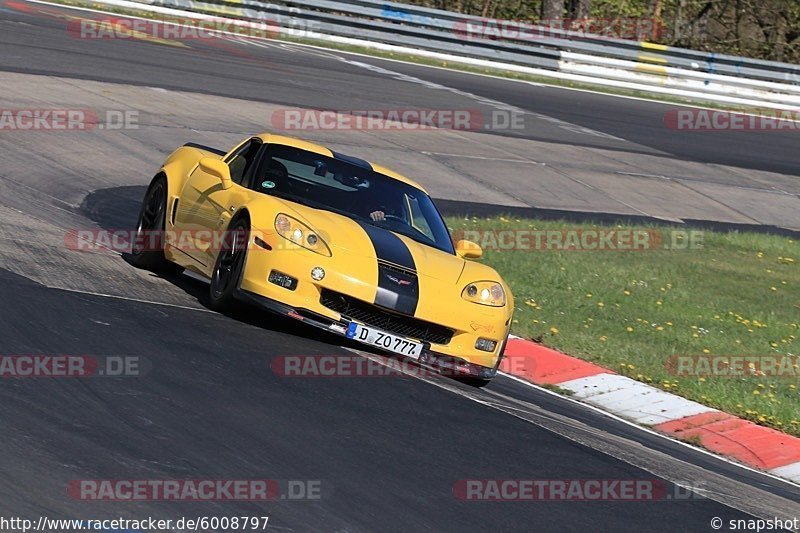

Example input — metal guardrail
[100,0,799,107]
[357,0,800,84]
[145,0,800,87]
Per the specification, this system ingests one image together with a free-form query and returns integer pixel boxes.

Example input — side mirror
[198,157,232,189]
[454,239,483,259]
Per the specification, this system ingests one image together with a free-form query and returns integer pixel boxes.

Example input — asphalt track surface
[1,2,799,531]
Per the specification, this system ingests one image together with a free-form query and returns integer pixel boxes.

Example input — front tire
[458,377,492,388]
[209,220,249,311]
[129,175,182,275]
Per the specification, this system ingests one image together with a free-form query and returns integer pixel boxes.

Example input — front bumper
[238,232,511,375]
[236,289,505,380]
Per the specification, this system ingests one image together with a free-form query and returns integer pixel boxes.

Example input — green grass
[43,0,770,113]
[445,216,800,435]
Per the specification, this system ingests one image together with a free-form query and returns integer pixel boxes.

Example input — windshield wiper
[364,220,441,250]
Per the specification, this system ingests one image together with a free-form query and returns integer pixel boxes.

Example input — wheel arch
[230,207,251,228]
[160,145,211,200]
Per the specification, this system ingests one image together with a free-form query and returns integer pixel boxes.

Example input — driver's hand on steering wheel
[369,210,385,222]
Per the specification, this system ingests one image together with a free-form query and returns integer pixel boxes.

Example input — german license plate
[345,323,423,359]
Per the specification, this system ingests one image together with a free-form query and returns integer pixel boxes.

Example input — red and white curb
[500,336,800,485]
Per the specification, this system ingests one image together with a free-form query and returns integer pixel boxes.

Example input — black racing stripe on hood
[358,223,419,316]
[358,223,415,271]
[331,150,372,170]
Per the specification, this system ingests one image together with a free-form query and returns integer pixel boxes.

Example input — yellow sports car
[130,134,514,385]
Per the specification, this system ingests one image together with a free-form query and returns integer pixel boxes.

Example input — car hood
[280,201,467,284]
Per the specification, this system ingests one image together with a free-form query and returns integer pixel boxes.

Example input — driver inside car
[366,192,403,223]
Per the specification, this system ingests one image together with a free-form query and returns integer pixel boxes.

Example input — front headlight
[462,281,506,307]
[274,213,331,256]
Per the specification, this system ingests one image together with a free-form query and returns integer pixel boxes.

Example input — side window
[226,139,262,185]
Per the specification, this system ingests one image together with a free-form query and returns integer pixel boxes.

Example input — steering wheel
[373,205,403,222]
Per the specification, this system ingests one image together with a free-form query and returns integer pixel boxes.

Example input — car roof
[255,133,428,193]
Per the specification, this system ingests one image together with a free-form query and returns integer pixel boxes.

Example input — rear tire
[129,175,183,275]
[209,220,249,311]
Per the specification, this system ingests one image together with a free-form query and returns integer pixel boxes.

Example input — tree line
[396,0,799,63]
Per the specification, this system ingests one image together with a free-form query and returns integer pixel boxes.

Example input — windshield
[252,144,455,254]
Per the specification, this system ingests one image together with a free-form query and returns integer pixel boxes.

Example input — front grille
[320,289,454,345]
